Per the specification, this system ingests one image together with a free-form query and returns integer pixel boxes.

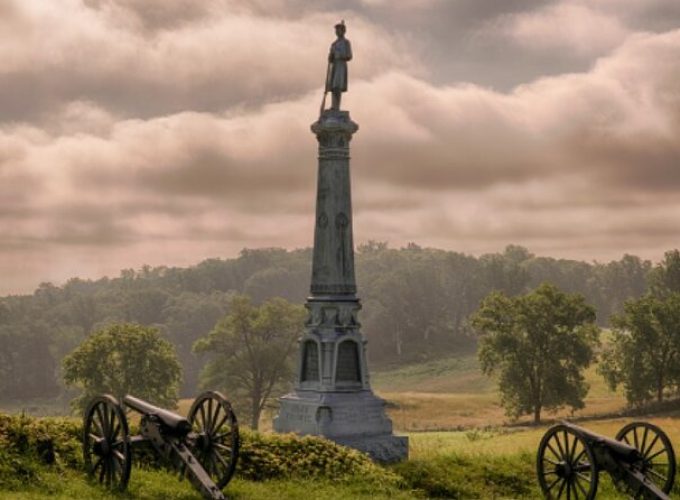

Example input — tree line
[0,243,666,408]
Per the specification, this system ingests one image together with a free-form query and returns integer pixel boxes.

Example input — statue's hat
[335,20,346,29]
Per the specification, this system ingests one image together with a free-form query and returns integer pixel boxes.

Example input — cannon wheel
[537,424,598,499]
[616,421,676,494]
[187,391,239,489]
[83,394,132,491]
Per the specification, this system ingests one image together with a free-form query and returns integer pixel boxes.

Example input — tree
[62,323,182,410]
[648,249,680,298]
[193,295,306,429]
[599,293,680,405]
[472,283,599,423]
[479,245,532,296]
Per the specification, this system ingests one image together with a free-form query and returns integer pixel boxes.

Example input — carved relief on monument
[335,212,352,278]
[306,305,323,326]
[317,212,329,228]
[321,306,339,325]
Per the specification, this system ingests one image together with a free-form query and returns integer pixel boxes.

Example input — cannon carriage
[537,421,676,499]
[83,391,239,500]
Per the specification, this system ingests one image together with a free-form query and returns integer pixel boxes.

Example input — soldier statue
[324,21,352,112]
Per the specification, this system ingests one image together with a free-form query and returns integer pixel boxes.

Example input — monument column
[273,22,408,463]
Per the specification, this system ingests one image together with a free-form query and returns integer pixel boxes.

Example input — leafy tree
[472,283,599,423]
[479,245,532,296]
[648,249,680,297]
[161,291,232,396]
[599,293,680,405]
[62,323,182,410]
[193,295,306,429]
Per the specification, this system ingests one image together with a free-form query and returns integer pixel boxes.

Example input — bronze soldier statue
[324,21,352,112]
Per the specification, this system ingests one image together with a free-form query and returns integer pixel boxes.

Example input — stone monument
[273,22,408,463]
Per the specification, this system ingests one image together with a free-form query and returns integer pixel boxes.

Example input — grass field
[371,354,627,432]
[3,352,677,498]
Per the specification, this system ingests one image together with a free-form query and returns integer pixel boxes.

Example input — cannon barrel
[562,421,640,461]
[123,395,192,434]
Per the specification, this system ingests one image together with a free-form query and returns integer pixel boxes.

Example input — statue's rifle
[320,60,331,116]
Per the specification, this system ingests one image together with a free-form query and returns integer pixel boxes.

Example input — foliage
[472,283,600,422]
[599,293,680,405]
[649,249,680,297]
[0,412,399,497]
[0,244,673,403]
[193,295,306,429]
[237,429,400,487]
[62,323,182,410]
[0,413,82,490]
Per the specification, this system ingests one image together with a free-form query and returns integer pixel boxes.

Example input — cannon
[537,421,676,499]
[83,391,239,500]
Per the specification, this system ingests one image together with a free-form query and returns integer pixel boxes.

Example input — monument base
[334,434,409,464]
[274,389,408,463]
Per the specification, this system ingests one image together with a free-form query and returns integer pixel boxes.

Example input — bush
[0,414,82,489]
[238,429,401,489]
[0,413,400,492]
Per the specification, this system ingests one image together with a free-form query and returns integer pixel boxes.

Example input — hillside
[0,245,657,405]
[372,352,626,431]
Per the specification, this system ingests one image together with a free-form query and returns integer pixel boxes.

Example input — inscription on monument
[283,404,316,426]
[333,405,384,426]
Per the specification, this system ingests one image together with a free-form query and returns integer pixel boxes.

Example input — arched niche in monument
[334,339,361,385]
[300,339,321,384]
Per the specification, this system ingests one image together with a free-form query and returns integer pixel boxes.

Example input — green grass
[370,352,627,432]
[0,469,415,500]
[372,355,495,394]
[1,344,673,499]
[4,411,680,499]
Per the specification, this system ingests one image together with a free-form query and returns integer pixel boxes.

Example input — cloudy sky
[1,0,680,294]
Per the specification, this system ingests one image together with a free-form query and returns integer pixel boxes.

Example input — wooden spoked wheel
[83,394,131,491]
[537,424,598,499]
[616,421,676,495]
[187,391,240,489]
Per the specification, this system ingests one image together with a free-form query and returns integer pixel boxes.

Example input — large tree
[193,295,306,429]
[472,283,600,423]
[599,293,680,405]
[62,323,182,410]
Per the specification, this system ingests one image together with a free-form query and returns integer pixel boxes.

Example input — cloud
[493,2,630,57]
[1,1,680,294]
[0,0,415,125]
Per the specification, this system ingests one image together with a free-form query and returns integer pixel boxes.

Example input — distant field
[370,354,627,432]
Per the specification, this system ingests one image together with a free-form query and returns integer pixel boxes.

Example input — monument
[273,21,408,463]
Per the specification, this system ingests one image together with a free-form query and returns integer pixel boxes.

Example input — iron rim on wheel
[188,391,240,489]
[83,394,131,491]
[616,421,676,495]
[537,424,598,499]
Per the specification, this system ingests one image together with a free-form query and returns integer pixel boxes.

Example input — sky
[1,0,679,295]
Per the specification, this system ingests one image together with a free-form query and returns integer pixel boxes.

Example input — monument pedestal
[275,389,408,463]
[273,111,408,463]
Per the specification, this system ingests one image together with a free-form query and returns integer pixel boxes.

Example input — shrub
[237,430,401,489]
[0,413,400,492]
